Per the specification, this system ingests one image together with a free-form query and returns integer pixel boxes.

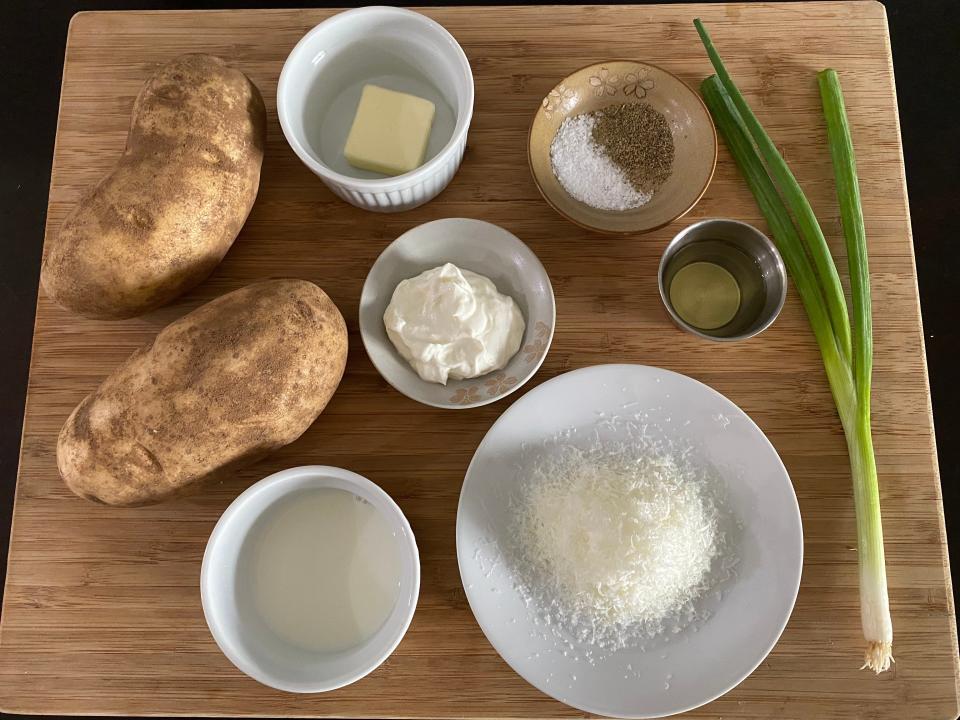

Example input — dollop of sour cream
[384,263,526,385]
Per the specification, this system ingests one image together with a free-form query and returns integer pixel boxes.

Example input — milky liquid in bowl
[303,40,457,180]
[236,487,401,655]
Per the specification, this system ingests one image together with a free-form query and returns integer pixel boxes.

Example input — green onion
[818,68,891,673]
[695,23,893,673]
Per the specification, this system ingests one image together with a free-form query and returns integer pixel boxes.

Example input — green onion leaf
[694,18,853,367]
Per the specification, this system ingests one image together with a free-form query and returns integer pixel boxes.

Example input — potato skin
[41,54,267,319]
[57,280,348,506]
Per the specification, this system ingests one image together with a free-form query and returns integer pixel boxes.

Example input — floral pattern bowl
[359,218,556,409]
[529,60,717,235]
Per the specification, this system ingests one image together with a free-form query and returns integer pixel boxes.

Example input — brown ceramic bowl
[529,60,717,235]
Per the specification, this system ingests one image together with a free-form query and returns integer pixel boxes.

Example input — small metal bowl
[658,218,787,341]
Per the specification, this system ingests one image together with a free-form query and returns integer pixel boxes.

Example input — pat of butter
[344,84,436,176]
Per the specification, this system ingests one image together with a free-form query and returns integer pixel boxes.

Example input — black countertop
[1,1,957,717]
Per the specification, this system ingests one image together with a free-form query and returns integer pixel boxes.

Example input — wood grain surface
[1,3,957,718]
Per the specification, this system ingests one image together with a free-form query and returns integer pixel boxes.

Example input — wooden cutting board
[1,3,957,718]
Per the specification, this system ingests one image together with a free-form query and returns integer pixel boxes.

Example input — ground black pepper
[592,102,675,197]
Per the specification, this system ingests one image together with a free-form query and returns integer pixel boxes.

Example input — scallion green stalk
[694,19,853,368]
[695,24,893,673]
[818,68,892,672]
[699,77,846,382]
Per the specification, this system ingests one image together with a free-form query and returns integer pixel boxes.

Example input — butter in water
[344,84,436,176]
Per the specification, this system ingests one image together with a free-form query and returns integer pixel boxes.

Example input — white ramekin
[277,7,474,212]
[200,466,420,693]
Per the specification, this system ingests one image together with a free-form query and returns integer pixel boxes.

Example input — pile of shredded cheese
[510,419,727,649]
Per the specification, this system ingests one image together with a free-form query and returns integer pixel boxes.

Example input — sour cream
[384,263,525,385]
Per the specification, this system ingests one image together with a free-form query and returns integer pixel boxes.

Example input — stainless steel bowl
[658,218,787,341]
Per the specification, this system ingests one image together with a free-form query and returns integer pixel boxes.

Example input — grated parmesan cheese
[509,416,729,650]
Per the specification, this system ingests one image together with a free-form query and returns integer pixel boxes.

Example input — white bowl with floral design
[360,218,555,409]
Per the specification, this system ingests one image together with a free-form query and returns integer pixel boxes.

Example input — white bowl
[359,218,556,409]
[277,6,474,212]
[201,466,420,693]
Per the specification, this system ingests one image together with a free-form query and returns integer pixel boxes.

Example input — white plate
[456,364,802,718]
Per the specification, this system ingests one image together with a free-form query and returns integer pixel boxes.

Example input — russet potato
[57,280,348,506]
[41,54,266,319]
